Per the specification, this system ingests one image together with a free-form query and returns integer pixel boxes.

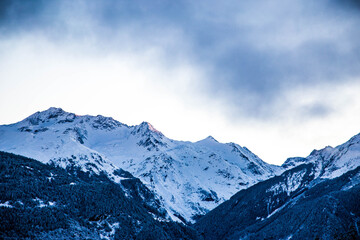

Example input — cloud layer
[1,0,360,164]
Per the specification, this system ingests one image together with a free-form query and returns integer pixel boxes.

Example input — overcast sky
[1,0,360,165]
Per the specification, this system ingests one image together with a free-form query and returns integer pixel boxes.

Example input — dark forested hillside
[194,164,360,240]
[2,149,359,239]
[0,151,200,239]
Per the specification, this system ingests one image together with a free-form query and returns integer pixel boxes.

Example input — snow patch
[342,172,360,191]
[267,170,306,196]
[0,201,13,208]
[33,198,56,208]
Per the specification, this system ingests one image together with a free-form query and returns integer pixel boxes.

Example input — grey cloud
[1,0,360,122]
[300,103,334,119]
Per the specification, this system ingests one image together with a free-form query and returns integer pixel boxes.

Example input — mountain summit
[0,107,281,222]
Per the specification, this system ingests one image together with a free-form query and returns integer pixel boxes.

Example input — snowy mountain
[282,133,360,179]
[195,163,360,239]
[195,134,360,239]
[0,107,281,222]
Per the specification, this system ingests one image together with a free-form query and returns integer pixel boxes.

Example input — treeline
[194,163,360,240]
[0,151,200,239]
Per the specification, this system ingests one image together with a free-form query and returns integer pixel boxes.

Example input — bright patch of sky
[1,0,360,164]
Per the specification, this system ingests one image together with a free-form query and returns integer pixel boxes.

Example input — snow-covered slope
[282,133,360,179]
[0,107,281,222]
[195,163,360,240]
[0,108,121,181]
[195,132,360,239]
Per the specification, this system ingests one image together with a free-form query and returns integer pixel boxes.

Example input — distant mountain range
[0,107,359,239]
[194,128,360,239]
[195,164,360,239]
[0,107,281,222]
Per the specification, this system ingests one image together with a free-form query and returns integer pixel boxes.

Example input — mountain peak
[134,121,163,136]
[197,135,219,144]
[347,132,360,145]
[45,107,65,114]
[309,145,333,157]
[91,115,125,130]
[23,107,73,125]
[37,107,67,118]
[205,135,218,142]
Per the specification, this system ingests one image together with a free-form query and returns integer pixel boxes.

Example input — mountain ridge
[194,163,360,239]
[194,131,360,239]
[1,107,360,239]
[282,131,360,179]
[0,107,281,222]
